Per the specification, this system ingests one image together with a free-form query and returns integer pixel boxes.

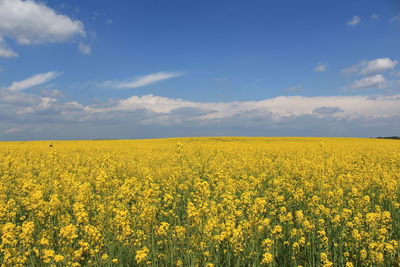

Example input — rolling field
[0,137,399,266]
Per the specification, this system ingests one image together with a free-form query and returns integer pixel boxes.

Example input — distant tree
[374,136,400,140]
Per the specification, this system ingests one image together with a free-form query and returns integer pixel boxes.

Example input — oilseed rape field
[0,137,399,266]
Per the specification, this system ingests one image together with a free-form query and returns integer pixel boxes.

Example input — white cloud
[88,93,400,120]
[347,16,361,26]
[391,16,400,23]
[0,0,85,45]
[7,71,61,92]
[78,43,91,55]
[3,90,399,124]
[106,19,112,25]
[313,63,327,72]
[111,72,182,89]
[371,13,379,20]
[0,36,17,58]
[1,87,400,139]
[343,58,398,75]
[40,89,64,98]
[350,74,388,89]
[360,58,397,75]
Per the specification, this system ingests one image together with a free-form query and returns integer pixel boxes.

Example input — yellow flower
[320,252,333,267]
[272,225,282,235]
[174,226,186,238]
[1,137,399,266]
[156,222,170,236]
[42,249,55,264]
[59,224,78,241]
[360,249,367,260]
[262,238,274,250]
[371,252,384,263]
[261,252,273,264]
[54,255,64,262]
[295,210,304,222]
[39,237,50,246]
[135,247,149,263]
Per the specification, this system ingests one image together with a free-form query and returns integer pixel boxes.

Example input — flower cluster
[0,137,399,266]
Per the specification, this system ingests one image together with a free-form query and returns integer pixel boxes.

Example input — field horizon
[0,136,392,144]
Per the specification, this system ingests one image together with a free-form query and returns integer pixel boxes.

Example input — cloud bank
[1,83,400,140]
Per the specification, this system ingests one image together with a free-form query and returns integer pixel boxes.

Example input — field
[0,137,399,266]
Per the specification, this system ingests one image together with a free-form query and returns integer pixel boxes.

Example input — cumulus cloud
[18,97,84,116]
[0,0,85,45]
[350,74,388,89]
[347,16,361,26]
[88,94,400,120]
[0,89,39,105]
[313,63,327,72]
[107,72,182,89]
[7,71,61,92]
[343,58,398,76]
[78,43,91,55]
[0,36,17,58]
[1,90,400,140]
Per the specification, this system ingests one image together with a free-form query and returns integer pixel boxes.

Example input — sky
[0,0,400,140]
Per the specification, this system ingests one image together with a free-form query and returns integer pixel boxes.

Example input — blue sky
[0,0,400,140]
